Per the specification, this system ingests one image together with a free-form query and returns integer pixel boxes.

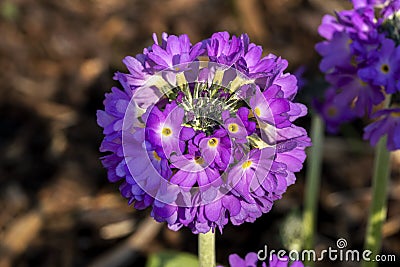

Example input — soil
[1,0,399,266]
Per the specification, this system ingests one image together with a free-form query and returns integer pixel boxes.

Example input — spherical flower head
[363,108,400,150]
[217,253,304,267]
[97,32,310,233]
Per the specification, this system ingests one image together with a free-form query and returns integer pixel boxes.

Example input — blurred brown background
[1,0,400,266]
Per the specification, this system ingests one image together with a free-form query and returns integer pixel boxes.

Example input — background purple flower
[358,38,400,93]
[316,0,400,150]
[364,108,400,150]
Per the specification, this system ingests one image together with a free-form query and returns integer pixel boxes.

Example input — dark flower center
[381,64,390,74]
[327,106,338,117]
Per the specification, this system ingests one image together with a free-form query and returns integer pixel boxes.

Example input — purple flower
[314,88,356,133]
[199,131,231,169]
[218,253,304,267]
[222,110,251,143]
[207,32,243,66]
[274,125,311,185]
[249,88,291,127]
[227,252,261,267]
[145,102,196,157]
[352,0,383,9]
[316,2,400,132]
[318,14,344,40]
[118,56,150,87]
[351,0,400,18]
[236,107,257,134]
[236,34,270,78]
[169,153,221,190]
[358,38,400,93]
[228,148,287,202]
[147,33,204,71]
[97,32,310,233]
[268,255,304,267]
[329,70,384,116]
[381,0,400,18]
[315,31,353,72]
[363,108,400,150]
[337,7,379,41]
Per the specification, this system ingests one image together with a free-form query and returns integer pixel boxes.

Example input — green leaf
[146,251,199,267]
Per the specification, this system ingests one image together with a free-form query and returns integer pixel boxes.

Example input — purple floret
[314,88,356,133]
[364,108,400,150]
[358,38,400,93]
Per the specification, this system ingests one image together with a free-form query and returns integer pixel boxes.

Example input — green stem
[199,231,216,267]
[303,114,324,266]
[362,135,391,267]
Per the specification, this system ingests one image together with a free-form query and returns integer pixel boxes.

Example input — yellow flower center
[392,112,400,118]
[327,106,337,117]
[208,138,219,147]
[381,64,390,74]
[162,127,172,136]
[153,151,161,161]
[228,123,239,133]
[359,79,368,87]
[254,107,261,117]
[194,156,205,165]
[241,160,252,169]
[350,55,358,67]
